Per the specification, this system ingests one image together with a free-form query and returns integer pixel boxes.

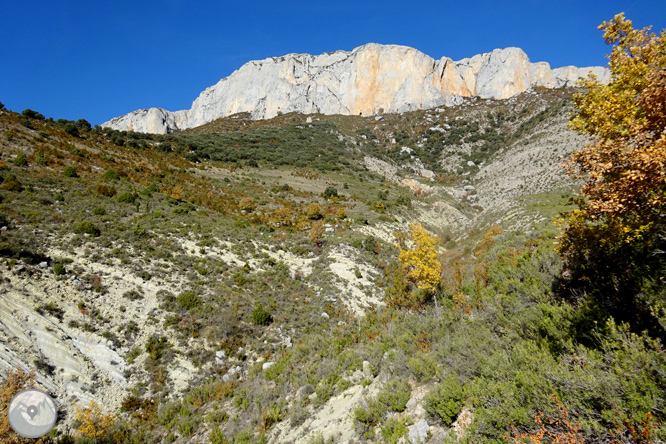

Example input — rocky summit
[102,44,609,134]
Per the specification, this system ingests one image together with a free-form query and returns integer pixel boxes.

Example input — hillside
[0,87,664,444]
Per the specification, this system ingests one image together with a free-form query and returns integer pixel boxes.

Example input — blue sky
[1,0,664,125]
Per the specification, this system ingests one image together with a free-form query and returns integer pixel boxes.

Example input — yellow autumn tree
[398,223,442,295]
[73,399,115,439]
[558,13,666,326]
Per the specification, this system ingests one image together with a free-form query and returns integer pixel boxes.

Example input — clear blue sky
[1,0,664,125]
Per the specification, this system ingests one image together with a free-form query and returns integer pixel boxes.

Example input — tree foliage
[398,223,442,295]
[73,399,116,439]
[558,13,666,329]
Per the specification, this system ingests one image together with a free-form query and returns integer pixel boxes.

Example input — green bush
[177,291,202,311]
[123,290,143,301]
[424,373,466,426]
[377,379,411,412]
[22,109,45,120]
[353,399,385,428]
[380,416,412,444]
[12,154,28,167]
[53,263,65,275]
[62,165,78,177]
[1,174,22,192]
[64,123,79,137]
[92,207,106,215]
[118,192,138,204]
[252,304,273,326]
[323,186,338,199]
[74,221,101,237]
[102,169,120,181]
[145,335,171,360]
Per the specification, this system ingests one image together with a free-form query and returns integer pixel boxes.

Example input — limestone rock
[102,108,187,134]
[262,362,275,371]
[408,420,430,444]
[102,44,609,134]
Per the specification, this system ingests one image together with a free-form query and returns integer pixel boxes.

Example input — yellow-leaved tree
[390,223,441,308]
[73,399,116,439]
[558,13,666,331]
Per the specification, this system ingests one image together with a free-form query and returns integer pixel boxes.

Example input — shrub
[76,119,92,130]
[53,263,66,275]
[96,183,117,197]
[145,335,171,361]
[306,203,324,220]
[74,221,101,237]
[12,154,27,167]
[362,236,380,254]
[123,290,143,301]
[132,222,146,236]
[252,304,273,326]
[2,174,23,192]
[177,291,202,311]
[62,165,78,177]
[157,142,172,153]
[118,192,138,204]
[102,169,120,181]
[323,186,338,199]
[377,379,411,412]
[239,197,257,212]
[73,400,115,439]
[353,399,385,428]
[54,192,64,202]
[92,207,106,215]
[380,416,412,444]
[424,374,466,426]
[64,123,79,137]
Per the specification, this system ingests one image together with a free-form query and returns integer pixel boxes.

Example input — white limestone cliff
[102,44,609,134]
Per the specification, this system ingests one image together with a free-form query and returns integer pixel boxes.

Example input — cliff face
[102,44,609,133]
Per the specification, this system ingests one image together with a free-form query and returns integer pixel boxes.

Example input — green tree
[64,122,79,137]
[21,109,44,120]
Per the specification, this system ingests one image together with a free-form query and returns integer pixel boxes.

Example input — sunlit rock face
[102,44,609,134]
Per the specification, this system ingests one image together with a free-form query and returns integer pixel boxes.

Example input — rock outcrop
[102,44,609,133]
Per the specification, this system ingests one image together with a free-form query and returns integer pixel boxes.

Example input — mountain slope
[2,88,663,443]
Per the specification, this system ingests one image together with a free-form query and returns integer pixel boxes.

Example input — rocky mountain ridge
[102,43,609,134]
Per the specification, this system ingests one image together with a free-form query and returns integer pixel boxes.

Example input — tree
[558,14,666,330]
[21,109,44,120]
[63,123,79,137]
[73,399,115,439]
[398,223,442,295]
[322,186,338,199]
